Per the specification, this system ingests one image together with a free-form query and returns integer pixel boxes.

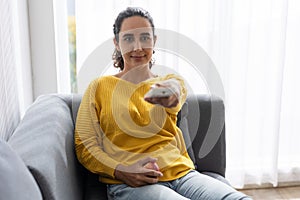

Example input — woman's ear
[153,35,157,46]
[113,38,120,51]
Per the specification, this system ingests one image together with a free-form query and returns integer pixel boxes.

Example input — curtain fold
[76,0,300,188]
[0,0,33,140]
[0,0,20,140]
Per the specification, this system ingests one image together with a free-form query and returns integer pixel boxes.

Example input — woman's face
[115,16,156,70]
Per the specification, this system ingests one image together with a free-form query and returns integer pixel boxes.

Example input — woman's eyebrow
[121,32,151,38]
[122,33,134,38]
[140,33,151,36]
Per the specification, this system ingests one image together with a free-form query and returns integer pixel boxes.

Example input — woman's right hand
[114,157,163,187]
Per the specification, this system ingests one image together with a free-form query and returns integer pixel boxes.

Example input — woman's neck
[116,65,156,84]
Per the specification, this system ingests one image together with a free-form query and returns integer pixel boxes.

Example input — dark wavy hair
[112,7,156,71]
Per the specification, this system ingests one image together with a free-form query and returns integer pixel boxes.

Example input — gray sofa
[1,93,228,200]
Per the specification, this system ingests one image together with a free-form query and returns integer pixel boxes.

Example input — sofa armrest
[8,94,85,200]
[0,139,43,200]
[186,94,226,177]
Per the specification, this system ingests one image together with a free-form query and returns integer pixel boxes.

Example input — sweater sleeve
[74,79,119,178]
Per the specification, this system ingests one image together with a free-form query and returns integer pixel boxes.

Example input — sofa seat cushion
[8,94,84,200]
[83,172,109,200]
[0,139,42,200]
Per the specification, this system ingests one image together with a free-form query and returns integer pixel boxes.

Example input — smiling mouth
[130,55,146,58]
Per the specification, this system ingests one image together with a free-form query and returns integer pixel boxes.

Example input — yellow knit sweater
[74,74,194,184]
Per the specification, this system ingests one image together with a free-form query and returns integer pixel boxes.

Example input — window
[67,0,77,93]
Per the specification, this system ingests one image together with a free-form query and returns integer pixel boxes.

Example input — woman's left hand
[144,79,180,108]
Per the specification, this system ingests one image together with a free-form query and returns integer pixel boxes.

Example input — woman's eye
[140,36,151,42]
[124,37,134,42]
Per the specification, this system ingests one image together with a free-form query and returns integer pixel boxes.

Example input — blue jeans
[107,170,252,200]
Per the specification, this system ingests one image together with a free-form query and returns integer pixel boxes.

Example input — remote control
[144,87,173,98]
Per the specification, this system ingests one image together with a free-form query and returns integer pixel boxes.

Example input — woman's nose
[133,40,142,51]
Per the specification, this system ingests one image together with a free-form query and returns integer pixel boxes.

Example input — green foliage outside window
[68,16,77,93]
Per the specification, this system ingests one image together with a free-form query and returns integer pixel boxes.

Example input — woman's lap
[107,170,251,200]
[107,183,189,200]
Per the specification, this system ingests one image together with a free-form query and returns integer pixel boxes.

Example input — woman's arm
[74,79,119,178]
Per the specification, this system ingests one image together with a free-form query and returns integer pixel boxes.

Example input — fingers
[115,167,162,187]
[127,175,160,187]
[114,157,164,187]
[153,78,181,96]
[138,157,158,166]
[144,169,163,177]
[144,161,160,171]
[145,94,179,108]
[144,79,181,107]
[135,171,162,186]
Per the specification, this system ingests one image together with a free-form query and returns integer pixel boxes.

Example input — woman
[75,7,251,200]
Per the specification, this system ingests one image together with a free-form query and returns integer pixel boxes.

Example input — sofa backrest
[186,94,226,177]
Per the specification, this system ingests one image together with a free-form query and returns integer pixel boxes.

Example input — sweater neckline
[109,75,159,87]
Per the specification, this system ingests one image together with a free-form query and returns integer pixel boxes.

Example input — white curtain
[222,0,300,188]
[0,0,20,141]
[0,0,33,140]
[76,0,300,188]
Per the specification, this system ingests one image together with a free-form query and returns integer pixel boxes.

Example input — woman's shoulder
[90,75,117,84]
[98,75,117,81]
[157,73,184,81]
[85,75,117,91]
